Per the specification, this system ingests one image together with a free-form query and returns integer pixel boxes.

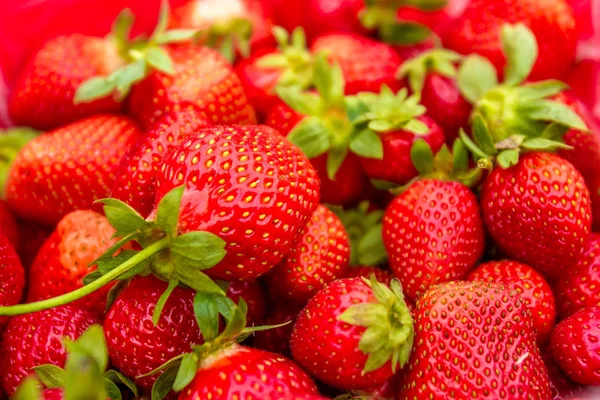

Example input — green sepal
[151,366,179,400]
[152,279,179,326]
[103,370,138,398]
[33,364,66,388]
[172,352,198,392]
[514,80,569,101]
[517,99,588,131]
[327,146,348,180]
[156,29,199,45]
[397,49,462,93]
[104,279,131,313]
[501,23,538,86]
[170,231,228,270]
[541,122,570,140]
[13,376,43,400]
[0,127,42,198]
[275,87,321,116]
[521,138,573,151]
[410,139,435,176]
[171,269,225,296]
[459,129,490,161]
[144,47,175,75]
[472,116,498,156]
[379,21,431,46]
[196,17,253,62]
[96,198,148,238]
[103,379,123,400]
[287,117,333,159]
[313,54,345,106]
[357,225,387,266]
[155,185,184,238]
[496,149,520,169]
[193,291,237,341]
[349,129,384,160]
[457,55,498,104]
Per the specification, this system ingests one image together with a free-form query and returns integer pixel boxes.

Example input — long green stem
[0,238,171,316]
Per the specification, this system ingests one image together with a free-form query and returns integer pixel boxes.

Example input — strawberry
[267,205,350,303]
[111,109,210,217]
[154,124,320,281]
[400,281,552,399]
[554,234,600,319]
[253,301,303,356]
[467,260,556,342]
[5,115,143,226]
[178,344,319,400]
[383,179,485,300]
[0,232,25,328]
[345,266,394,287]
[541,342,581,399]
[7,35,123,130]
[311,33,403,95]
[290,277,414,391]
[226,280,267,327]
[551,306,600,385]
[0,199,19,251]
[0,305,97,395]
[15,220,51,270]
[26,210,131,316]
[481,152,592,280]
[447,0,577,80]
[128,43,256,129]
[104,275,204,392]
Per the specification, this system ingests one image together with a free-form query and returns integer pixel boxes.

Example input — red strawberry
[111,109,210,217]
[447,0,577,80]
[41,389,63,400]
[467,260,556,342]
[401,281,552,399]
[16,220,52,270]
[0,200,19,251]
[541,342,581,399]
[8,35,123,130]
[26,210,131,316]
[0,305,97,395]
[311,34,403,95]
[345,266,394,287]
[0,232,24,328]
[267,205,350,303]
[5,115,143,226]
[178,344,319,400]
[290,277,414,391]
[128,44,256,129]
[253,302,303,356]
[551,306,600,385]
[104,275,204,392]
[383,179,485,300]
[226,280,267,327]
[154,125,320,281]
[554,234,600,319]
[481,152,592,280]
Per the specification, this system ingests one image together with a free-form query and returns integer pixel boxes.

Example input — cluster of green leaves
[13,325,137,400]
[360,0,447,45]
[0,127,40,197]
[337,275,414,374]
[456,23,587,168]
[196,17,253,63]
[397,48,462,93]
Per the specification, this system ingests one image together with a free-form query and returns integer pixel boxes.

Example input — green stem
[0,238,171,316]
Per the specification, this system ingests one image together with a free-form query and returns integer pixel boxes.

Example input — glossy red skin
[467,260,556,342]
[383,180,485,300]
[359,116,445,184]
[27,210,129,316]
[0,232,24,328]
[226,280,267,327]
[267,205,350,303]
[480,152,592,280]
[557,93,600,232]
[400,281,552,399]
[104,276,204,391]
[253,302,303,356]
[311,34,403,95]
[265,102,303,136]
[42,389,64,400]
[154,125,320,281]
[311,153,370,206]
[234,50,283,120]
[554,234,600,319]
[5,115,143,226]
[128,44,256,129]
[551,306,600,385]
[111,109,210,217]
[179,344,318,400]
[170,0,275,55]
[420,74,472,145]
[446,0,577,81]
[353,371,404,400]
[0,305,97,395]
[345,266,395,287]
[291,278,394,390]
[8,35,122,130]
[0,199,19,251]
[541,342,581,399]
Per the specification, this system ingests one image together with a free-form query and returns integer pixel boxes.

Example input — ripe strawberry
[467,260,556,342]
[5,115,143,226]
[400,281,552,399]
[290,277,414,390]
[253,302,303,356]
[541,342,581,399]
[226,280,267,327]
[345,266,394,287]
[178,344,319,400]
[128,44,256,129]
[0,200,19,251]
[267,205,350,303]
[8,35,123,130]
[104,275,204,392]
[0,232,25,328]
[447,0,577,80]
[311,34,403,95]
[26,210,131,316]
[554,234,600,319]
[551,306,600,385]
[0,305,97,395]
[16,220,51,270]
[111,109,210,217]
[481,152,592,280]
[383,179,485,300]
[154,125,320,281]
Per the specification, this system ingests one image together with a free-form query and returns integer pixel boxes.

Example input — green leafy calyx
[0,127,41,198]
[397,48,463,93]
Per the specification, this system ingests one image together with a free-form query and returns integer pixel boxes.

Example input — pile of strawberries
[0,0,598,399]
